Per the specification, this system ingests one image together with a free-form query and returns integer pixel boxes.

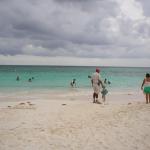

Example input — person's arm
[98,75,104,87]
[91,79,93,86]
[141,79,145,90]
[99,79,104,87]
[91,74,93,86]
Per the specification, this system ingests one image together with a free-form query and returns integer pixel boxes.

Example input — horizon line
[0,64,149,68]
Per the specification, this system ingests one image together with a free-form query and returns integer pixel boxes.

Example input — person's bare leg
[103,96,106,104]
[95,93,98,103]
[96,93,98,100]
[148,94,150,103]
[146,94,148,104]
[96,94,101,104]
[93,93,96,103]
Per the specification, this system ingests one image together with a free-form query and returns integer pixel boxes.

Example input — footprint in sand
[62,104,67,106]
[8,102,36,109]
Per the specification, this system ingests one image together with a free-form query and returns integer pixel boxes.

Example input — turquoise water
[0,65,149,92]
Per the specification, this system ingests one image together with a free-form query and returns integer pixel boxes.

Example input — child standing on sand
[101,85,108,104]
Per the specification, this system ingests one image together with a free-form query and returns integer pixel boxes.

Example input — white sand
[0,90,150,150]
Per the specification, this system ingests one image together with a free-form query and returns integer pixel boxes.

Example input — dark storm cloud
[0,0,150,58]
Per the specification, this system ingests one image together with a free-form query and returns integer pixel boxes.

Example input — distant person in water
[141,73,150,104]
[70,79,76,88]
[16,76,20,81]
[32,77,34,80]
[104,78,111,84]
[108,81,111,84]
[28,78,32,82]
[88,75,91,79]
[91,68,103,104]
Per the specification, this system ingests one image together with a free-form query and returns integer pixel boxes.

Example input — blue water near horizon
[0,65,149,93]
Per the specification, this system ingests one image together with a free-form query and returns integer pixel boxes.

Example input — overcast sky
[0,0,150,66]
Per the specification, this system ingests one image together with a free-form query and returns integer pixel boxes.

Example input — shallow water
[0,65,149,91]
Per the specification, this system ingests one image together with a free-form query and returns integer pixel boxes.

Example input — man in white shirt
[91,68,103,103]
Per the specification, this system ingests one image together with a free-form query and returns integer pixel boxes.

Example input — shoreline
[0,88,144,104]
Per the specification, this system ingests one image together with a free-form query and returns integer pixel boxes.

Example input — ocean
[0,65,149,93]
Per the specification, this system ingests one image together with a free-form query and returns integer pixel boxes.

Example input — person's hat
[96,68,100,73]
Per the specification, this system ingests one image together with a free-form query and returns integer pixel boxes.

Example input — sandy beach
[0,90,150,150]
[1,0,150,148]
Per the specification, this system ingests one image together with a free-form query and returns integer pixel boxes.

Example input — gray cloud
[0,0,150,58]
[137,0,150,17]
